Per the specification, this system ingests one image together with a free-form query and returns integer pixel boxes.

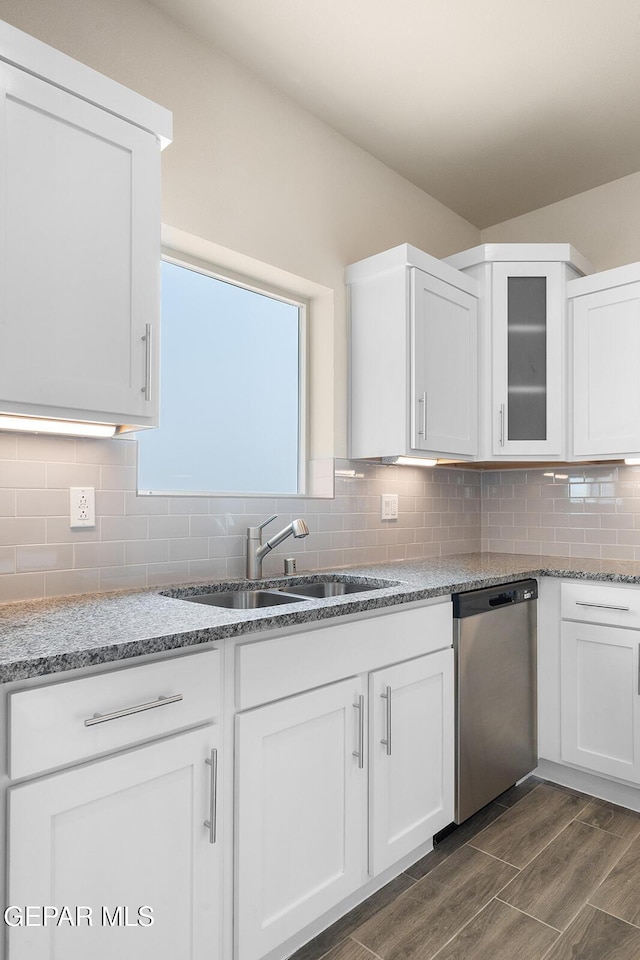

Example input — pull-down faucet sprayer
[246,514,310,579]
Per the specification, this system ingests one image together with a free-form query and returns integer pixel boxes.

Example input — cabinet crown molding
[0,17,172,145]
[444,243,593,278]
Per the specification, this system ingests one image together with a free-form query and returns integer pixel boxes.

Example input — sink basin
[164,576,394,608]
[279,579,388,599]
[183,589,305,609]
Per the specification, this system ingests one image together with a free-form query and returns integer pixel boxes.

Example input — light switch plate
[381,493,399,520]
[70,487,96,528]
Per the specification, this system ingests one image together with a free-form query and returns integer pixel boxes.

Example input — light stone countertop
[2,552,640,682]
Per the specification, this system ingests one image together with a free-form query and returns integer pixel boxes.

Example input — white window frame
[155,225,335,500]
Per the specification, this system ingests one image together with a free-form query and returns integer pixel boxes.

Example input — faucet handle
[258,514,277,531]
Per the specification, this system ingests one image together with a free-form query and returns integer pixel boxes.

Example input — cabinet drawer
[561,581,640,628]
[236,601,452,709]
[9,649,220,780]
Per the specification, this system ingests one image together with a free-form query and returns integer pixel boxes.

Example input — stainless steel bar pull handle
[353,695,365,769]
[142,323,152,401]
[84,693,183,727]
[380,685,392,756]
[575,601,630,612]
[499,404,505,446]
[418,393,427,438]
[204,748,218,844]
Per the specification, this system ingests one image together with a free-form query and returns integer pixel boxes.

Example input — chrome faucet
[246,514,310,579]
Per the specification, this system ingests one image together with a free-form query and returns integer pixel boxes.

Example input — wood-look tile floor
[290,779,640,960]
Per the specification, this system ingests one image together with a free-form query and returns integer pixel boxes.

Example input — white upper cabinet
[411,270,478,456]
[491,261,564,457]
[0,20,172,432]
[445,244,592,461]
[347,244,479,462]
[569,264,640,459]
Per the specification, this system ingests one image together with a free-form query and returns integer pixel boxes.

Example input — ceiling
[146,0,640,228]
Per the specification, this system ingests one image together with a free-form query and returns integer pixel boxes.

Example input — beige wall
[0,0,479,458]
[482,170,640,272]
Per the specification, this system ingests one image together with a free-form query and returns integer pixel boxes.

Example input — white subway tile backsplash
[75,437,129,465]
[46,517,99,544]
[209,535,244,558]
[16,489,69,517]
[46,461,100,489]
[0,572,44,602]
[17,544,73,573]
[124,539,169,565]
[169,497,211,515]
[146,561,190,586]
[74,541,126,569]
[0,547,15,575]
[17,435,75,462]
[148,516,190,540]
[45,568,100,598]
[95,491,125,516]
[0,460,46,489]
[190,515,228,538]
[168,538,209,562]
[124,492,169,515]
[0,517,47,547]
[187,558,228,580]
[0,438,509,602]
[100,516,148,542]
[480,464,640,561]
[101,465,137,491]
[0,436,17,459]
[99,565,147,591]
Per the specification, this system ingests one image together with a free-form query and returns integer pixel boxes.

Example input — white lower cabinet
[369,650,454,874]
[235,640,454,960]
[561,620,640,782]
[235,677,368,960]
[7,724,221,960]
[4,603,455,960]
[4,649,222,960]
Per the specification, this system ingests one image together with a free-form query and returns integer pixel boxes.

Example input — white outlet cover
[70,487,96,528]
[381,494,399,520]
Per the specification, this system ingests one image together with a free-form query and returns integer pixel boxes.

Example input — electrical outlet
[381,493,399,520]
[70,487,96,528]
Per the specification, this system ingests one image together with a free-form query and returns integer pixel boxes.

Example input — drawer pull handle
[418,393,427,439]
[380,685,392,756]
[353,695,365,769]
[204,748,218,844]
[84,693,183,727]
[575,601,630,612]
[141,323,152,401]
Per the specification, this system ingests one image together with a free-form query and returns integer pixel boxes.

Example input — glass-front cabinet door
[491,262,563,457]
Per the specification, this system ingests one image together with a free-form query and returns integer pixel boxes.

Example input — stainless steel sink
[164,576,394,608]
[183,589,305,609]
[278,579,387,599]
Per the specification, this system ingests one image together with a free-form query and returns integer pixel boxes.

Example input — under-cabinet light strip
[0,415,117,438]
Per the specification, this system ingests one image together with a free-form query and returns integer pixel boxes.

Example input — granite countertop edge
[2,552,640,682]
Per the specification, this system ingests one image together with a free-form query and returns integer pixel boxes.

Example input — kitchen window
[136,255,307,496]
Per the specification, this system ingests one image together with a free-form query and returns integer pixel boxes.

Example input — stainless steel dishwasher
[452,579,538,824]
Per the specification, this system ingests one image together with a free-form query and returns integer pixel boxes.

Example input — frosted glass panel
[137,261,301,494]
[507,276,547,441]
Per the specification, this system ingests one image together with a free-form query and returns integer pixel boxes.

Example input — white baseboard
[536,758,640,812]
